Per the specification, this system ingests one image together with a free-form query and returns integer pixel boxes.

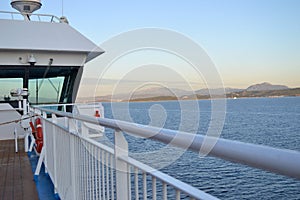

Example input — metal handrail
[0,10,61,22]
[41,115,217,199]
[34,107,300,180]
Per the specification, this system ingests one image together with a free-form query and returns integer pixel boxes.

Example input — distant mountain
[195,88,243,95]
[90,87,192,102]
[129,87,191,99]
[76,82,298,102]
[246,82,289,91]
[228,88,300,98]
[100,87,243,101]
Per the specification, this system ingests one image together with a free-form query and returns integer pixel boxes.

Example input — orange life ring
[35,118,43,153]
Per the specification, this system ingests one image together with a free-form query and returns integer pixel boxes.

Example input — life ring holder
[29,118,43,154]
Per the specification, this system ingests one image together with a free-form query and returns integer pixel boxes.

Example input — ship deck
[0,139,38,200]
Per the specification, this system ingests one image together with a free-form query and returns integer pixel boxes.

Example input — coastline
[78,94,300,103]
[88,88,300,102]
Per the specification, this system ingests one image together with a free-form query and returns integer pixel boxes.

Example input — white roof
[0,19,104,62]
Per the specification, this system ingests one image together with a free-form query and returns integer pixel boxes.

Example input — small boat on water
[0,1,299,200]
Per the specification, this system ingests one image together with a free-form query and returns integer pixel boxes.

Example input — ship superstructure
[0,0,103,139]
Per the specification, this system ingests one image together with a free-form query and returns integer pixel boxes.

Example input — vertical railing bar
[87,143,93,199]
[106,152,110,200]
[91,145,94,200]
[61,129,65,196]
[86,140,91,199]
[98,149,102,200]
[91,144,94,200]
[81,140,86,199]
[79,138,81,199]
[134,167,139,200]
[114,130,129,200]
[94,146,97,200]
[143,172,147,200]
[176,190,180,200]
[87,143,91,200]
[75,137,79,199]
[51,114,58,195]
[74,137,77,200]
[102,151,106,200]
[95,146,99,200]
[110,154,114,200]
[61,129,65,195]
[64,116,68,128]
[56,128,60,195]
[70,134,76,200]
[152,177,157,200]
[94,146,96,200]
[127,165,131,200]
[81,141,85,200]
[162,182,167,200]
[84,141,88,200]
[91,145,95,200]
[79,138,82,199]
[42,111,48,174]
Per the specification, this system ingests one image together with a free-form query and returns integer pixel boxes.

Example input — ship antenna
[59,0,69,24]
[61,0,64,16]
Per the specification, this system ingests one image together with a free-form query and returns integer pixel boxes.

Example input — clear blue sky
[1,0,300,89]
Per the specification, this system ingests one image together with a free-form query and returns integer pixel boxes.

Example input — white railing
[33,111,117,200]
[32,107,219,200]
[31,105,300,200]
[0,10,61,22]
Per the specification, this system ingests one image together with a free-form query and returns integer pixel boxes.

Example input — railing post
[114,130,129,200]
[42,111,48,174]
[69,118,77,134]
[64,117,68,129]
[52,113,58,195]
[70,134,77,200]
[34,147,45,177]
[14,127,18,153]
[68,115,77,199]
[24,132,29,152]
[81,121,89,137]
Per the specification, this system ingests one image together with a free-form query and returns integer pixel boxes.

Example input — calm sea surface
[101,97,300,199]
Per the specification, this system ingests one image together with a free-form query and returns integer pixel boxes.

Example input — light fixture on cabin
[27,54,36,65]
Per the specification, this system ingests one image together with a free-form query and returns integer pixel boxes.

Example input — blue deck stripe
[28,152,59,200]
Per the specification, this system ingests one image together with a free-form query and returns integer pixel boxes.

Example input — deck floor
[0,139,38,200]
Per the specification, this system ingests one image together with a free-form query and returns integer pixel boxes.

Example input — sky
[1,0,300,96]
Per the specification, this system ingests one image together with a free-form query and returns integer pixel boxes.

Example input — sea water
[102,97,300,199]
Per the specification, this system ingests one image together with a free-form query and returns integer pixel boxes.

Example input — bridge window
[0,66,80,105]
[28,77,65,104]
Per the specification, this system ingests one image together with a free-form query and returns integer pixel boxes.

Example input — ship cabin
[0,14,104,107]
[0,10,104,140]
